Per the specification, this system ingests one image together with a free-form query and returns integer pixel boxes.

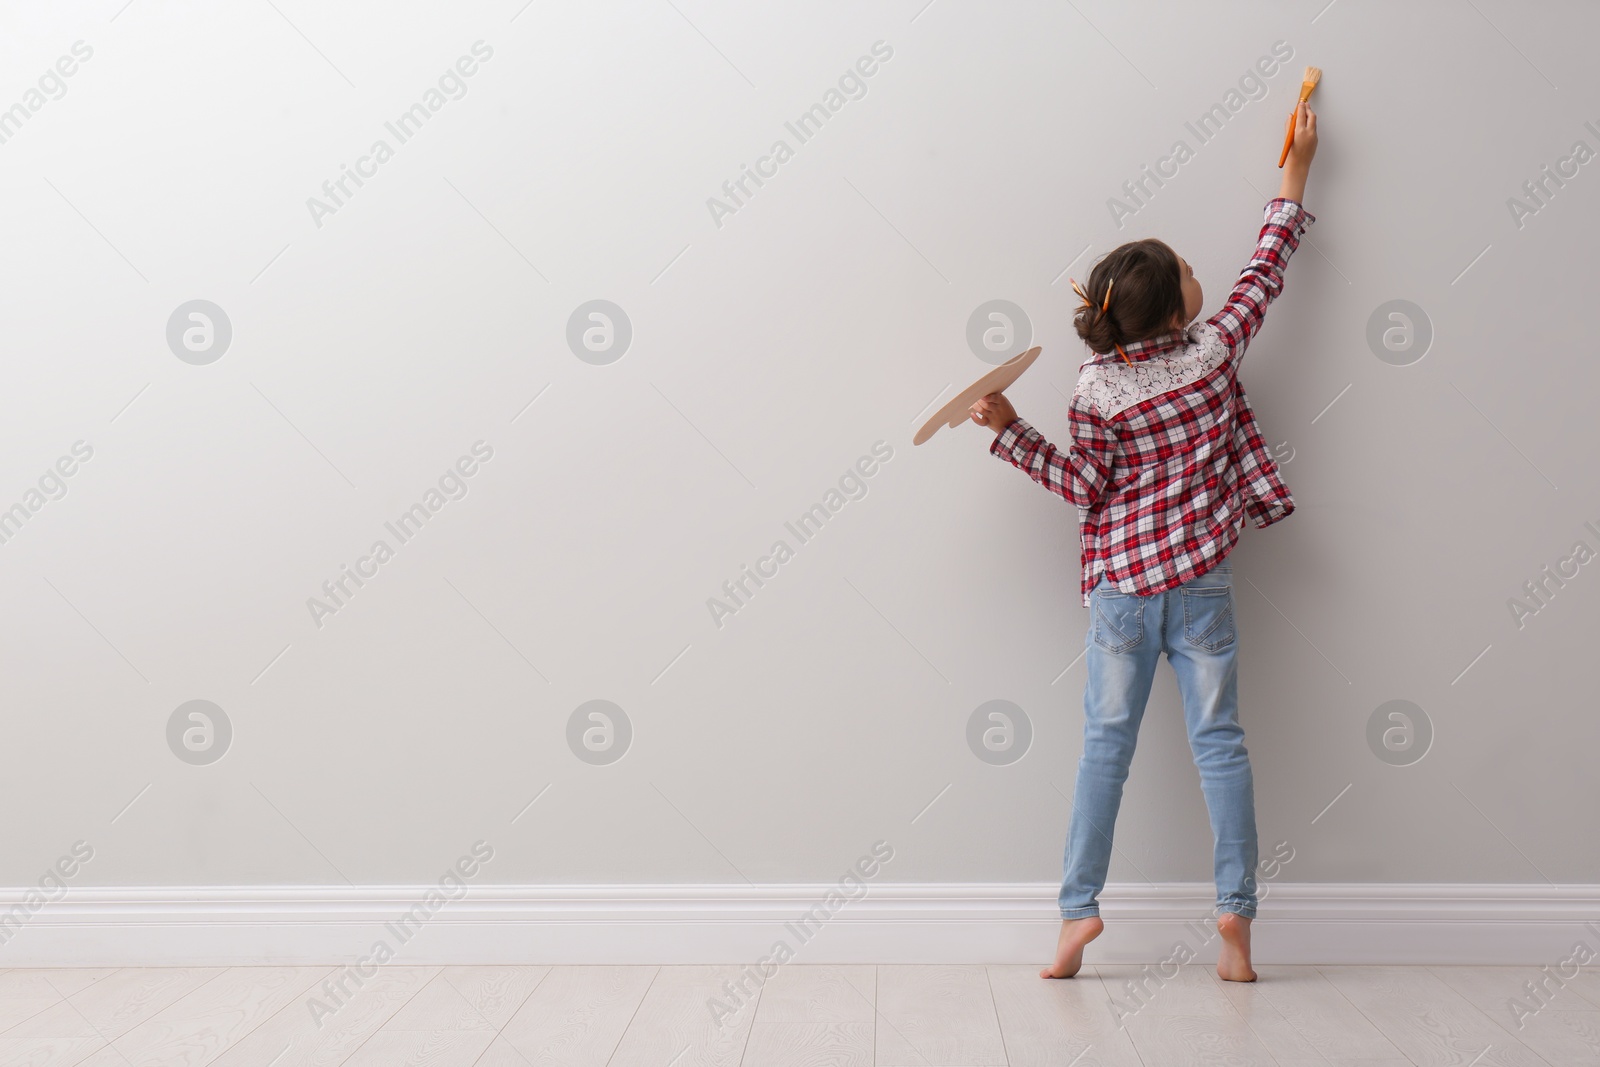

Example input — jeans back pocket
[1092,586,1145,653]
[1181,586,1236,652]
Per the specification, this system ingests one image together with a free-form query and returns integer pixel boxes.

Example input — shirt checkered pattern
[990,197,1314,607]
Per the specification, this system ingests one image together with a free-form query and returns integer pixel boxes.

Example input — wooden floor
[0,963,1593,1066]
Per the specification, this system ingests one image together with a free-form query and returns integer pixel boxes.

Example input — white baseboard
[2,883,1596,967]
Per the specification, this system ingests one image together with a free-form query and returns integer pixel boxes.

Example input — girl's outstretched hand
[1284,102,1318,171]
[1279,102,1318,202]
[970,392,1017,433]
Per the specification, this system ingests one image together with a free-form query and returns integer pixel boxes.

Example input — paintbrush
[1277,66,1321,168]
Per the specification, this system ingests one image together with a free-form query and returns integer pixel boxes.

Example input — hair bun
[1071,239,1186,355]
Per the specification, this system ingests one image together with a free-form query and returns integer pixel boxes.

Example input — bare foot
[1039,915,1104,979]
[1216,912,1257,982]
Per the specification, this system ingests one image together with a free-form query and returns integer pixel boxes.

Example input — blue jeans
[1061,556,1258,920]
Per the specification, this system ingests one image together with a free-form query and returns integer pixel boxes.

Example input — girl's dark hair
[1073,239,1186,354]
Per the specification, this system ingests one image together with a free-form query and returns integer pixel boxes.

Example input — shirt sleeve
[1205,197,1316,363]
[1233,382,1295,528]
[988,396,1117,509]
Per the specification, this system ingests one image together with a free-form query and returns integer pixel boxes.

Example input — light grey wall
[2,0,1596,893]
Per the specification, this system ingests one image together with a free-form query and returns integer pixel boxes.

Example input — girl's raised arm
[1206,103,1319,361]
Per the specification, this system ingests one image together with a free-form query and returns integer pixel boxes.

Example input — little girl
[969,103,1319,983]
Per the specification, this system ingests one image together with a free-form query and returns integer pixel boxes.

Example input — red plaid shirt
[991,197,1314,607]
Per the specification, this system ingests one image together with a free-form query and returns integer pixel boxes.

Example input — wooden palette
[914,346,1041,446]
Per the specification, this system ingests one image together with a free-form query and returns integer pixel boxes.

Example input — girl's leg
[1164,558,1259,924]
[1061,575,1162,919]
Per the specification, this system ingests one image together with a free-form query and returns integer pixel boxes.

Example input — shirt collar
[1091,327,1191,365]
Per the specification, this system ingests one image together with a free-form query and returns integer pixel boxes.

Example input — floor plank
[106,966,329,1067]
[10,971,118,1000]
[339,1028,495,1066]
[1318,965,1552,1067]
[752,965,875,1024]
[0,972,71,1000]
[382,966,548,1032]
[873,965,1007,1066]
[1501,1008,1600,1064]
[1244,966,1408,1061]
[602,965,764,1067]
[0,970,70,1035]
[0,998,105,1041]
[1095,960,1235,1021]
[985,964,1144,1067]
[1212,966,1327,1062]
[0,1035,105,1066]
[473,1035,543,1066]
[1120,1012,1281,1067]
[1429,962,1600,1025]
[208,965,438,1067]
[64,967,225,1041]
[497,965,658,1066]
[741,1021,873,1066]
[0,967,119,1040]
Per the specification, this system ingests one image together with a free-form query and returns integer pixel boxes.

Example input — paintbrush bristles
[1303,66,1321,86]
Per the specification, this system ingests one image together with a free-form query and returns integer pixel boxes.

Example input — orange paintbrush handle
[1278,83,1315,168]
